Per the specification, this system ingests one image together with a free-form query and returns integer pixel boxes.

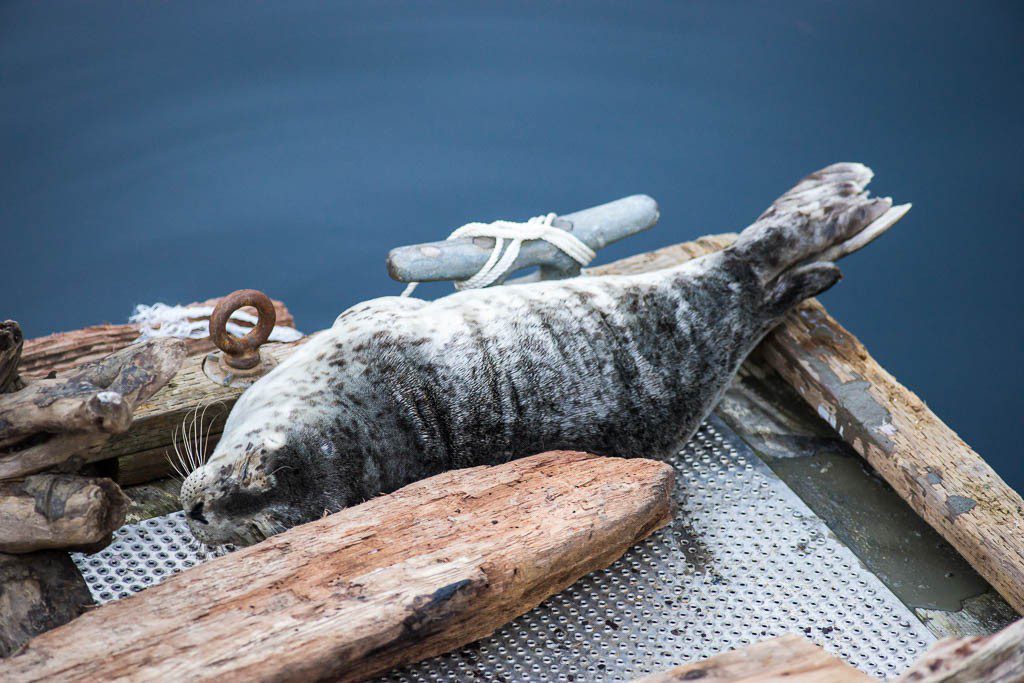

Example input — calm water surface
[2,2,1022,489]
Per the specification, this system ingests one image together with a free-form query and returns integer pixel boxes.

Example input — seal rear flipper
[730,163,910,289]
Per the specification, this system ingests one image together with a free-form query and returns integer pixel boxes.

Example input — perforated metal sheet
[71,514,230,604]
[72,418,933,679]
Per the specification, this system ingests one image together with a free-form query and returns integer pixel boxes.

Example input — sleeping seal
[181,163,908,546]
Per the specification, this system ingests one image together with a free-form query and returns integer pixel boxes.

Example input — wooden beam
[634,634,870,682]
[897,617,1024,682]
[585,233,737,277]
[0,451,674,682]
[592,234,1024,615]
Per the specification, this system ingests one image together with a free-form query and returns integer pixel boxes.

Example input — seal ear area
[765,261,842,316]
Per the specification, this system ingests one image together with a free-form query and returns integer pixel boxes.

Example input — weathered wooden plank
[757,303,1024,615]
[634,634,870,682]
[592,234,1024,615]
[0,475,129,553]
[897,617,1024,682]
[0,451,674,682]
[585,233,737,277]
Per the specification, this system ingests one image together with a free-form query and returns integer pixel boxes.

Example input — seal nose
[188,501,209,525]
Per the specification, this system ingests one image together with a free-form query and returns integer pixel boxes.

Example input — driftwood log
[635,634,870,682]
[0,336,186,479]
[590,235,1024,615]
[0,451,674,682]
[0,552,93,658]
[897,617,1024,682]
[0,475,129,553]
[0,327,97,654]
[0,324,185,655]
[18,296,295,380]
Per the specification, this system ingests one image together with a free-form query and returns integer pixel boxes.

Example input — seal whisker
[171,425,192,479]
[196,399,225,468]
[178,413,193,472]
[266,464,295,479]
[164,447,186,482]
[188,402,202,471]
[182,409,199,473]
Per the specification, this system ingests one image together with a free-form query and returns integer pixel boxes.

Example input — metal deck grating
[72,418,934,679]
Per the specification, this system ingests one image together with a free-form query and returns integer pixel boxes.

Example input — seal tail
[729,162,910,311]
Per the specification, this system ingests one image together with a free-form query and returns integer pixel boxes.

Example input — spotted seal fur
[181,163,908,546]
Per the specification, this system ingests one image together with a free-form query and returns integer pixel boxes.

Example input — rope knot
[401,212,595,296]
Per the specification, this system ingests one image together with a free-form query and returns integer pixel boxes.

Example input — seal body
[181,163,906,546]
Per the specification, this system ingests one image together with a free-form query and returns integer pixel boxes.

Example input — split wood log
[0,320,25,393]
[0,551,93,658]
[897,617,1024,682]
[634,633,870,682]
[18,296,296,380]
[0,451,675,682]
[592,234,1024,615]
[0,475,129,553]
[0,337,186,479]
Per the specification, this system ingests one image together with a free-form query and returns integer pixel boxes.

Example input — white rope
[130,302,304,343]
[400,213,595,297]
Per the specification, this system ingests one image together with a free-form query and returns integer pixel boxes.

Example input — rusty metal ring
[209,289,276,370]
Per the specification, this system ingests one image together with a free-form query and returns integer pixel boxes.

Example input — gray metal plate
[72,418,934,679]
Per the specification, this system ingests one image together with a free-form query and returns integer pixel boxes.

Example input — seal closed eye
[181,163,909,547]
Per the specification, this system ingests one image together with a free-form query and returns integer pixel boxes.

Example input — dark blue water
[2,2,1022,490]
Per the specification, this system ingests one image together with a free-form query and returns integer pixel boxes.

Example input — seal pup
[181,163,908,546]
